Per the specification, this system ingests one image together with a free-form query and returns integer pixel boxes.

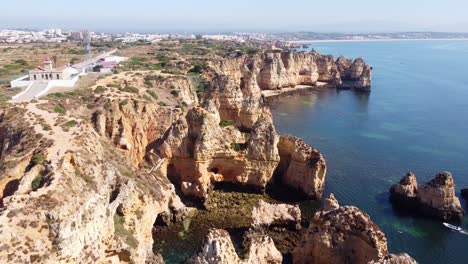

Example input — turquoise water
[271,40,468,264]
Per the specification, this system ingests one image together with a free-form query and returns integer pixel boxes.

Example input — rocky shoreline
[0,46,422,264]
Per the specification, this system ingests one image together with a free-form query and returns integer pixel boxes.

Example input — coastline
[287,38,468,44]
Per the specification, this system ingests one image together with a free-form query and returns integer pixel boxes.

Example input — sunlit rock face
[292,196,417,264]
[390,171,464,221]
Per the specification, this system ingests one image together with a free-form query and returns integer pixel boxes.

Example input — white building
[29,56,79,81]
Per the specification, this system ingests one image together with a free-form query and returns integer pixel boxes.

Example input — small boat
[443,223,468,235]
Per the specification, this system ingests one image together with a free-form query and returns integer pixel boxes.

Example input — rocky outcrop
[292,196,417,264]
[275,135,327,200]
[390,171,464,221]
[251,200,301,228]
[369,253,418,264]
[323,193,339,211]
[188,229,282,264]
[157,61,327,201]
[209,50,371,92]
[157,105,280,200]
[0,103,187,264]
[93,98,180,167]
[336,56,372,90]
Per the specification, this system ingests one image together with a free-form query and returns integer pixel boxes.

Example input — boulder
[251,200,301,228]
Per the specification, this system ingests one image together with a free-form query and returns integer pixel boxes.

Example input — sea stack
[390,171,464,221]
[292,194,417,264]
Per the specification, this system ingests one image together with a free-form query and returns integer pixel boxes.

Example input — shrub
[31,176,44,191]
[147,90,158,100]
[231,143,248,152]
[53,105,66,115]
[94,86,106,93]
[219,120,234,127]
[63,120,78,127]
[31,153,46,165]
[120,86,139,94]
[170,90,179,97]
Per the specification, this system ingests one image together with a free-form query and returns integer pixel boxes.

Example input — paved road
[12,82,49,102]
[73,49,118,69]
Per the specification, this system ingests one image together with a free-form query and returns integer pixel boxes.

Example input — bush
[94,86,106,93]
[231,143,248,152]
[147,90,158,100]
[63,120,78,127]
[31,176,44,191]
[53,105,66,115]
[170,90,179,97]
[219,120,234,127]
[31,153,46,165]
[120,86,139,94]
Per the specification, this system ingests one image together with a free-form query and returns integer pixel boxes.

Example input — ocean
[270,40,468,264]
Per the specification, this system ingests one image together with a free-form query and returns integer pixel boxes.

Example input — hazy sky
[1,0,468,32]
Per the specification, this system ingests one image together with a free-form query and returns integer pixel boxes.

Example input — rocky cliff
[188,229,282,264]
[390,171,464,221]
[0,96,188,263]
[156,58,327,201]
[209,50,371,91]
[292,194,417,264]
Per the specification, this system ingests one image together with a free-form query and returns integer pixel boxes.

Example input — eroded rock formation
[188,229,282,264]
[292,194,417,264]
[157,57,327,201]
[209,50,371,91]
[276,135,327,200]
[251,200,301,228]
[390,171,464,221]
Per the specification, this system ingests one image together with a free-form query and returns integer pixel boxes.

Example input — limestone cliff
[208,50,371,91]
[251,200,301,228]
[157,60,327,201]
[93,98,180,167]
[292,194,417,264]
[276,135,327,200]
[0,101,187,264]
[188,229,282,264]
[390,171,464,221]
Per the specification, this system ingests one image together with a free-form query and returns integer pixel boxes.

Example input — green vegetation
[120,86,139,94]
[231,143,248,152]
[63,120,78,127]
[189,62,207,74]
[143,75,163,87]
[31,153,46,165]
[119,99,129,107]
[147,90,158,100]
[114,214,139,248]
[94,86,106,93]
[188,74,209,100]
[219,120,235,127]
[31,175,44,191]
[170,90,179,97]
[53,105,66,115]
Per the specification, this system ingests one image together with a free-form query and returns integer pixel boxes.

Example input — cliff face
[93,99,179,167]
[157,57,327,201]
[390,171,464,221]
[0,100,187,264]
[292,194,417,264]
[209,50,371,91]
[188,229,282,264]
[276,135,327,200]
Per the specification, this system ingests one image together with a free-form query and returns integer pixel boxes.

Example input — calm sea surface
[271,40,468,264]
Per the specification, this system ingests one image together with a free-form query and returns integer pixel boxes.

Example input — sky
[1,0,468,33]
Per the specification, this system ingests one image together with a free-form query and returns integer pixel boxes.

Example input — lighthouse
[44,55,53,71]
